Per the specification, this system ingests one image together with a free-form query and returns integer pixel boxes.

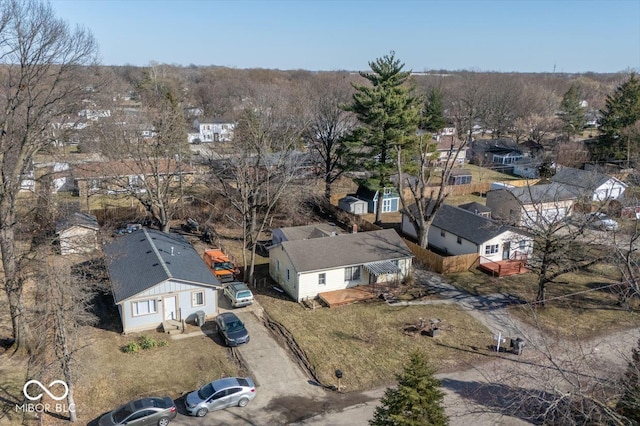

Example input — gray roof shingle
[431,204,511,245]
[104,229,219,303]
[506,182,578,204]
[56,212,99,233]
[550,167,623,190]
[281,228,412,273]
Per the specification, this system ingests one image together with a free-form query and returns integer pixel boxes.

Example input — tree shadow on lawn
[441,378,553,425]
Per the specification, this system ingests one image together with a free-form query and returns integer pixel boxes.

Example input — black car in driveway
[216,312,250,347]
[99,396,176,426]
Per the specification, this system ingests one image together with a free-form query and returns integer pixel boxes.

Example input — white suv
[586,212,619,231]
[223,282,254,308]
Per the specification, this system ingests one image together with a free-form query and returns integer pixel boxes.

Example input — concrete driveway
[171,304,328,425]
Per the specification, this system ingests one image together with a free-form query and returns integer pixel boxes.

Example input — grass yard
[68,326,242,425]
[256,294,494,392]
[448,267,640,340]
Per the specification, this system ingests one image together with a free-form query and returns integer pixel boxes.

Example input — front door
[164,296,177,321]
[502,242,511,260]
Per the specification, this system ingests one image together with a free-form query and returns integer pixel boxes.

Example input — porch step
[162,320,182,335]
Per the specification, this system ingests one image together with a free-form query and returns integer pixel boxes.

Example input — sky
[49,0,640,73]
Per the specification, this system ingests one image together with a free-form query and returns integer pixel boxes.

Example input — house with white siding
[268,228,413,302]
[104,229,221,334]
[426,204,533,263]
[188,117,235,143]
[550,166,627,201]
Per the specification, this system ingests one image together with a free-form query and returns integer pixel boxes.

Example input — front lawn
[256,294,493,392]
[448,267,640,340]
[69,326,241,424]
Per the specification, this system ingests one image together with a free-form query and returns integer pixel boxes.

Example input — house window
[286,269,290,281]
[382,198,392,212]
[519,240,527,250]
[457,236,462,245]
[192,291,205,307]
[89,179,101,190]
[345,266,361,281]
[440,230,446,238]
[132,299,157,317]
[318,273,326,285]
[485,244,499,255]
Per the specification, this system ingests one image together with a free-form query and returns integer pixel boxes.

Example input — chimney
[352,224,358,234]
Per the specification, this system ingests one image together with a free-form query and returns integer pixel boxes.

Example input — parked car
[223,282,254,308]
[99,396,176,426]
[586,212,619,231]
[216,312,250,347]
[184,377,256,417]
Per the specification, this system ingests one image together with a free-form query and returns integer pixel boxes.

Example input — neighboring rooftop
[550,166,624,190]
[278,228,412,273]
[55,212,99,232]
[431,204,513,244]
[458,201,491,215]
[278,223,344,241]
[504,182,578,204]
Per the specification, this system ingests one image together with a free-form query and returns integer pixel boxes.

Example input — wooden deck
[318,286,378,308]
[478,259,529,277]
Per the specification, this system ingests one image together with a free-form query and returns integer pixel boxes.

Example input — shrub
[157,340,169,348]
[139,335,158,350]
[121,342,140,354]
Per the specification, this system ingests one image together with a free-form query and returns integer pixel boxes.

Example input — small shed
[448,169,472,186]
[55,212,100,255]
[338,196,368,215]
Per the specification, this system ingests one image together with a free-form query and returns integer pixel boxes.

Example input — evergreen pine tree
[559,84,586,140]
[370,351,448,426]
[422,87,446,134]
[598,73,640,162]
[343,51,420,224]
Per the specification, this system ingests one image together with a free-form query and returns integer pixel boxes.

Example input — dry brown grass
[69,327,241,424]
[256,294,494,392]
[448,267,640,340]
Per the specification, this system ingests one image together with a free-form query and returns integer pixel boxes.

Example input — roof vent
[170,246,174,256]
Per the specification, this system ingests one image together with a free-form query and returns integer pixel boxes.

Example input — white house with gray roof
[426,204,533,263]
[104,229,221,334]
[550,166,627,201]
[268,228,413,302]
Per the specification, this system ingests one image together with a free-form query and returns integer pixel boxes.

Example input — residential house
[71,159,194,199]
[268,228,413,302]
[512,158,544,179]
[426,204,532,263]
[55,212,100,256]
[189,117,235,143]
[458,202,491,218]
[355,184,400,214]
[104,229,221,334]
[271,223,344,245]
[550,166,627,201]
[431,135,467,167]
[447,169,472,185]
[468,139,524,170]
[338,196,368,215]
[486,182,577,227]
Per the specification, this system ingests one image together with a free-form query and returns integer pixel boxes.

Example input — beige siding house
[56,212,100,255]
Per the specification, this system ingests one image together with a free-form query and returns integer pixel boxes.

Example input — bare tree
[210,89,307,284]
[303,74,357,200]
[91,65,190,232]
[0,0,97,351]
[31,257,98,422]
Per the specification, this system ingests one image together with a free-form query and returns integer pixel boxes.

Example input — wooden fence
[403,239,479,274]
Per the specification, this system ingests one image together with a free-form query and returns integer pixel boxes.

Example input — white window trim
[485,244,499,255]
[192,290,205,307]
[131,299,157,317]
[318,273,326,285]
